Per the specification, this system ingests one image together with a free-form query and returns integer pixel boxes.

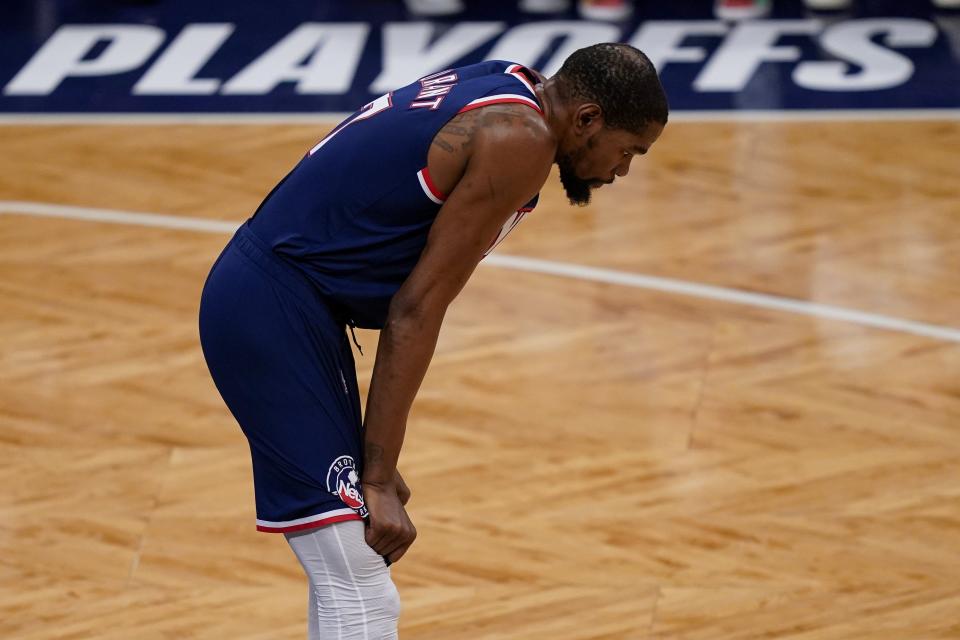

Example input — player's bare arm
[361,104,556,563]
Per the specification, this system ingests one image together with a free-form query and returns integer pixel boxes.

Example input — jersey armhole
[456,94,543,116]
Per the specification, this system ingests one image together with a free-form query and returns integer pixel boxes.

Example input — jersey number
[308,93,394,156]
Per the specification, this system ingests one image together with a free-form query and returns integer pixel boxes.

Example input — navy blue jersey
[248,60,543,329]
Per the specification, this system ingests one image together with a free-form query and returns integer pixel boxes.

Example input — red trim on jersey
[420,167,447,202]
[458,97,543,115]
[505,64,538,97]
[256,512,363,534]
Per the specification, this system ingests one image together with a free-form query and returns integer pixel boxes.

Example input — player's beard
[557,136,600,206]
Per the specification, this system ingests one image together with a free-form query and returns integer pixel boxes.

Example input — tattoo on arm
[432,136,454,152]
[430,109,481,154]
[430,105,543,155]
[364,441,385,466]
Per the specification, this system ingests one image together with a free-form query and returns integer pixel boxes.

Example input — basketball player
[199,43,667,639]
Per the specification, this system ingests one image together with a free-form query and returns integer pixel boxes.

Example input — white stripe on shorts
[256,507,362,533]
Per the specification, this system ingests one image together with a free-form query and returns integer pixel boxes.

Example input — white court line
[0,201,238,233]
[2,200,959,344]
[487,255,960,343]
[0,109,958,125]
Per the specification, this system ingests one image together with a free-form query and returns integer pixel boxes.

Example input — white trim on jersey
[484,209,529,257]
[256,508,362,533]
[458,93,542,114]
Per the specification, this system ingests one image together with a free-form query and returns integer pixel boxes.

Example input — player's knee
[360,566,400,632]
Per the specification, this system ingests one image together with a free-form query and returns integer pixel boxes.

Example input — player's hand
[394,469,411,506]
[363,480,417,564]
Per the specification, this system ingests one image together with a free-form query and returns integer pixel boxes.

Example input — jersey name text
[409,70,459,110]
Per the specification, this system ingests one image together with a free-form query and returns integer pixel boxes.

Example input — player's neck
[535,79,571,146]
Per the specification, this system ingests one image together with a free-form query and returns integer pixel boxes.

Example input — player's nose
[615,155,632,178]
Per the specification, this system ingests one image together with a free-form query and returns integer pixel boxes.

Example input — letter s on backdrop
[794,18,938,91]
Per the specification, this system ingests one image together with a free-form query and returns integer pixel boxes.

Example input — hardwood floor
[1,119,958,638]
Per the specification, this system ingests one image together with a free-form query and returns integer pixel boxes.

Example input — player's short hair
[554,43,668,131]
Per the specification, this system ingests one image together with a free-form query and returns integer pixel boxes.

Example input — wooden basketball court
[1,117,958,638]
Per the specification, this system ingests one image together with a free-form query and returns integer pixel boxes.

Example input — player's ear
[574,103,603,135]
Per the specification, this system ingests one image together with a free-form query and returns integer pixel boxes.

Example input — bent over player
[199,43,668,639]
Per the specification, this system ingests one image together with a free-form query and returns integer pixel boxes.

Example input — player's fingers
[381,515,417,563]
[378,537,403,562]
[364,520,385,551]
[365,518,398,553]
[366,517,407,557]
[385,532,416,564]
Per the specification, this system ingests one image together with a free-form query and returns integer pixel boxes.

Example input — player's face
[557,120,664,206]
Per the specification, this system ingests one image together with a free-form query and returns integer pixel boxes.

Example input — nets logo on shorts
[327,455,368,518]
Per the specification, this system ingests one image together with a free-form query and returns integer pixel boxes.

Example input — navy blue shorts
[199,223,368,533]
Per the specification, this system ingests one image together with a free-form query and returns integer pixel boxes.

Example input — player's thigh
[200,246,357,427]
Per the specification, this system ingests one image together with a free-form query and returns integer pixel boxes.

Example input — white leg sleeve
[305,580,320,639]
[285,519,401,640]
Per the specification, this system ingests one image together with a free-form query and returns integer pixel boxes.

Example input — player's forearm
[362,302,444,486]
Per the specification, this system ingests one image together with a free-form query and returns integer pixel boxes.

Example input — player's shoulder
[465,103,555,177]
[472,101,552,147]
